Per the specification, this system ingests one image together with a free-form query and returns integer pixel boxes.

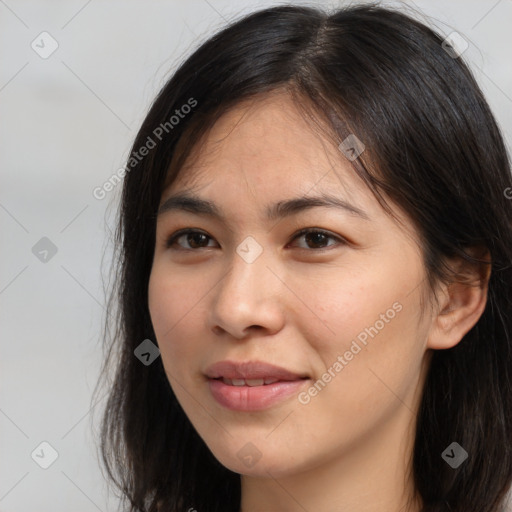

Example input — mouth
[210,376,309,387]
[204,360,311,411]
[207,376,310,411]
[205,359,310,382]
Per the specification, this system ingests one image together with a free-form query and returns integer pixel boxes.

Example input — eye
[165,229,217,250]
[164,228,346,251]
[288,228,346,250]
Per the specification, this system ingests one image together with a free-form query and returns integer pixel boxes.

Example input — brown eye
[165,229,217,250]
[289,228,346,250]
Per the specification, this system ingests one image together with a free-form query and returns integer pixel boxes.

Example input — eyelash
[164,228,347,252]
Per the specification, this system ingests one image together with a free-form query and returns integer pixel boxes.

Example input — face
[148,91,433,479]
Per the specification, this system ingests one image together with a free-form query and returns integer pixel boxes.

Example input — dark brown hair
[93,4,512,511]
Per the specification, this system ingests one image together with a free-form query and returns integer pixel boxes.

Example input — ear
[427,247,491,350]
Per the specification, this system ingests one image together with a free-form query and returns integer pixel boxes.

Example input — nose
[207,244,285,340]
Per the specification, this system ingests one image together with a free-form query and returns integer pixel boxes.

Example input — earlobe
[427,249,491,350]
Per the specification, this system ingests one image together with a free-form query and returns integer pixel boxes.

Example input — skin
[148,90,489,512]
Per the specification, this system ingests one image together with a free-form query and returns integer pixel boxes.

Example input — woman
[94,4,512,511]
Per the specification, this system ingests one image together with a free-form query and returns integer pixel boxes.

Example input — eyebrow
[157,192,370,222]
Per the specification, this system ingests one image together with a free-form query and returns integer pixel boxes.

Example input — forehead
[164,91,368,205]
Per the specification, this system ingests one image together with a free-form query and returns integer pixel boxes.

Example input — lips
[219,377,280,386]
[205,361,310,411]
[205,360,309,383]
[208,378,309,411]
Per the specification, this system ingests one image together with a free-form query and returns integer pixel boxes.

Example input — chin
[209,444,304,478]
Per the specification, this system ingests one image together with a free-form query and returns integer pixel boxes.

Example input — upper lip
[205,360,309,381]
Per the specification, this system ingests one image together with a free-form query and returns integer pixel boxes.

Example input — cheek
[311,292,425,422]
[295,260,425,401]
[148,265,203,363]
[292,266,402,354]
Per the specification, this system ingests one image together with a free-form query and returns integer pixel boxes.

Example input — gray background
[1,0,511,510]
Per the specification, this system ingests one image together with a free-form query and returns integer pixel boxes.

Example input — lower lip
[208,378,309,411]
